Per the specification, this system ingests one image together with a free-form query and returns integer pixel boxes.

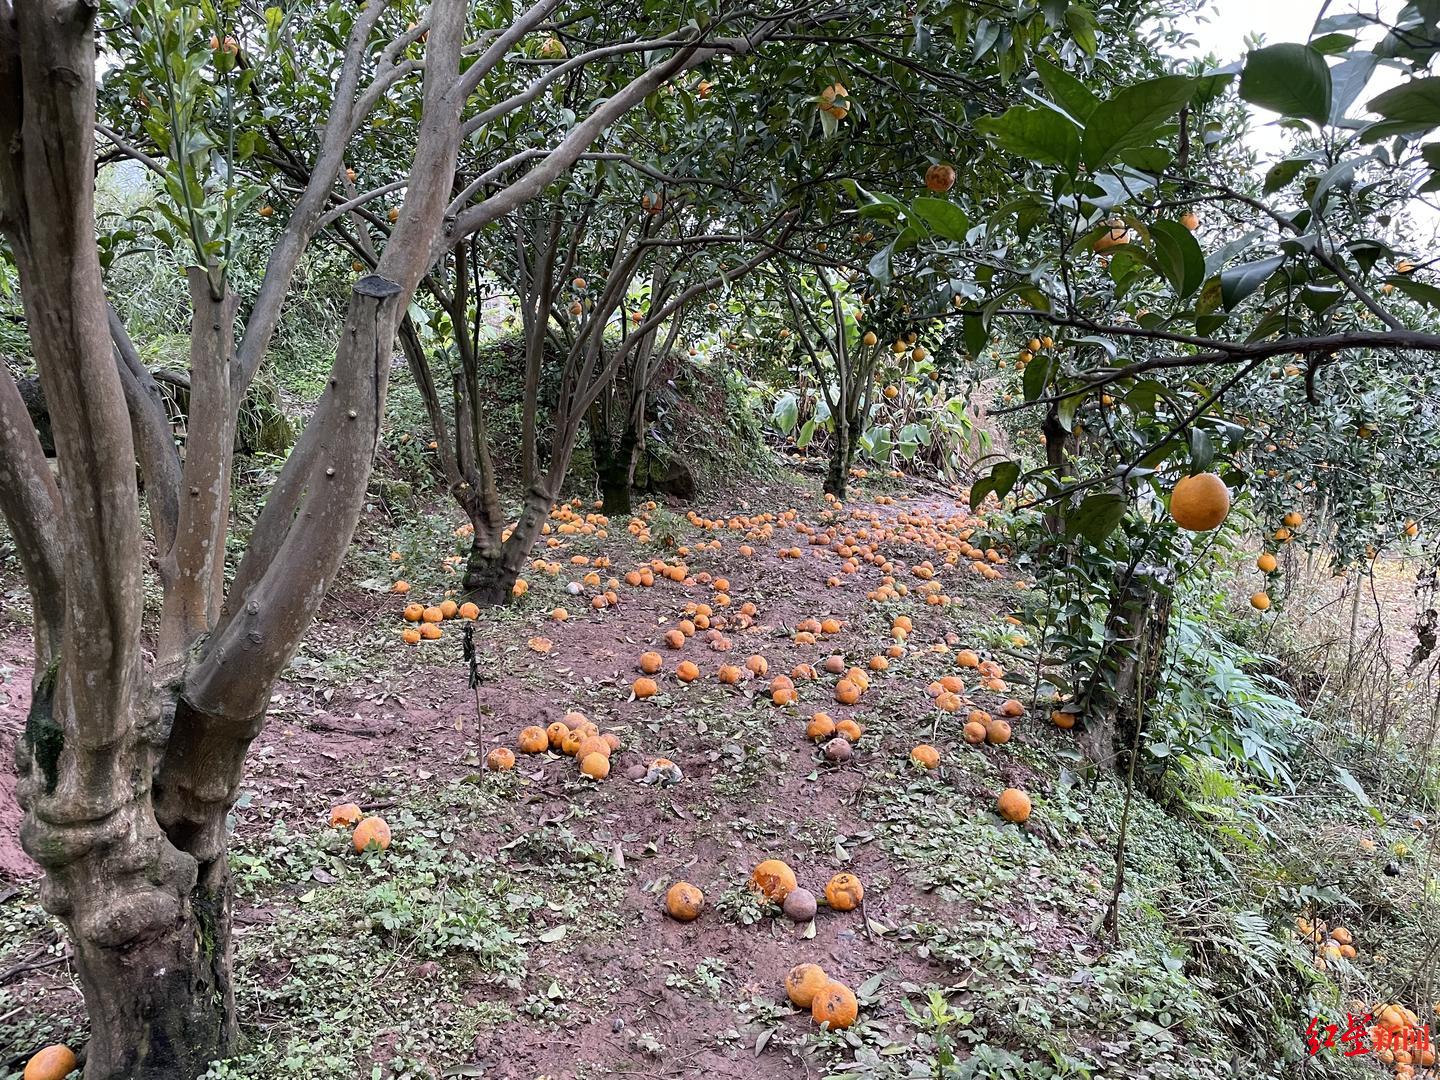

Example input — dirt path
[0,481,1109,1079]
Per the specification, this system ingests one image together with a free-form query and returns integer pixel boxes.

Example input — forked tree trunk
[17,675,237,1078]
[462,483,554,604]
[1,1,478,1074]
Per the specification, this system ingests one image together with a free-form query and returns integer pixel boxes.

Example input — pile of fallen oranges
[394,589,479,644]
[484,710,623,781]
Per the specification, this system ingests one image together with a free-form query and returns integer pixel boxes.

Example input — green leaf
[1328,53,1379,123]
[1064,5,1098,54]
[1150,220,1206,298]
[771,392,798,434]
[1220,255,1284,310]
[1387,275,1440,308]
[1189,426,1214,472]
[1334,766,1383,824]
[1081,76,1197,170]
[976,105,1080,173]
[989,460,1020,501]
[910,197,970,242]
[971,459,1021,510]
[1034,56,1099,122]
[795,418,816,448]
[1022,353,1053,402]
[1119,146,1173,173]
[1263,155,1317,194]
[867,242,893,288]
[1066,493,1127,544]
[1367,76,1440,128]
[963,313,988,359]
[1239,43,1331,124]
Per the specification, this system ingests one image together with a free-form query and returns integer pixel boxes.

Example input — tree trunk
[1078,564,1173,778]
[824,414,855,500]
[595,423,637,516]
[463,483,554,605]
[17,678,238,1078]
[67,869,235,1079]
[1042,404,1075,539]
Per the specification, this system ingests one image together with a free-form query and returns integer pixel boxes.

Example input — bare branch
[0,366,64,673]
[444,17,786,251]
[108,305,181,557]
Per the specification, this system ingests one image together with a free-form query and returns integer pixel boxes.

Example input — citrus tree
[0,0,802,1073]
[852,3,1440,766]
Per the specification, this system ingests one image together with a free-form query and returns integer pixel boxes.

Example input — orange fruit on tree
[353,816,391,851]
[633,676,659,698]
[925,162,957,192]
[910,744,940,768]
[22,1046,77,1080]
[1169,472,1231,532]
[1250,592,1272,611]
[518,726,549,753]
[824,872,864,911]
[1257,552,1278,573]
[751,858,798,902]
[486,747,516,771]
[329,802,362,827]
[1092,218,1130,253]
[996,788,1031,823]
[665,881,704,921]
[579,752,610,779]
[785,963,830,1008]
[811,981,859,1029]
[1283,510,1304,528]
